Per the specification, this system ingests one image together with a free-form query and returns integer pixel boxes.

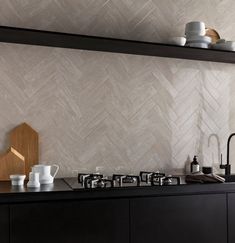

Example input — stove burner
[75,171,181,189]
[140,171,165,184]
[112,174,140,187]
[151,175,181,186]
[77,173,115,188]
[85,178,114,189]
[78,173,103,186]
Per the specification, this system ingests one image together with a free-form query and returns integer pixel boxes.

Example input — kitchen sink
[220,174,235,182]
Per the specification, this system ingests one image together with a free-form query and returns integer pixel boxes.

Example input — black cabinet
[228,193,235,243]
[4,192,232,243]
[10,199,129,243]
[130,194,227,243]
[0,205,9,243]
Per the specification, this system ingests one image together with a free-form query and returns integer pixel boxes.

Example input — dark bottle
[191,156,200,174]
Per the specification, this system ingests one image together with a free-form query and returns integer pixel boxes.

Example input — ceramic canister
[27,172,40,188]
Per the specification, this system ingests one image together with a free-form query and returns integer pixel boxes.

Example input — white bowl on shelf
[185,35,212,49]
[166,37,186,46]
[187,43,209,48]
[212,41,235,51]
[186,35,212,44]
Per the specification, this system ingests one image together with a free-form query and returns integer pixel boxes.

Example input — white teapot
[32,164,59,184]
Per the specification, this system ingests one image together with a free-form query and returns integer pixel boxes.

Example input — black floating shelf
[0,26,235,64]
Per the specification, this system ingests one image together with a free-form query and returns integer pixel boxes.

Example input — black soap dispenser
[191,156,200,174]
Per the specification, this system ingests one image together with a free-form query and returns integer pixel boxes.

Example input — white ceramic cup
[10,174,26,186]
[27,172,40,188]
[32,164,59,184]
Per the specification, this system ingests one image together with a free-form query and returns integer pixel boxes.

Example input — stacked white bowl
[185,21,211,48]
[212,39,235,51]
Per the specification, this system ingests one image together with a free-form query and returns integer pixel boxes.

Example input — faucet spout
[220,133,235,176]
[226,133,235,175]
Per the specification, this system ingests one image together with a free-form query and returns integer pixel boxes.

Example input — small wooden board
[0,147,25,181]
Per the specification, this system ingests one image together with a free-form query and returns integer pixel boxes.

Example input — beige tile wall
[0,0,235,176]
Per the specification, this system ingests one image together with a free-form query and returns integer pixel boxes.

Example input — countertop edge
[1,178,235,203]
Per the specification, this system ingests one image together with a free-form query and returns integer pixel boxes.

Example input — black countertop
[1,178,235,204]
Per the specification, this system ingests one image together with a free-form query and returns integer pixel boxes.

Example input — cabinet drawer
[10,199,129,243]
[131,194,226,243]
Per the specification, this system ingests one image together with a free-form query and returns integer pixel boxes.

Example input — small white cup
[27,172,40,188]
[10,174,26,186]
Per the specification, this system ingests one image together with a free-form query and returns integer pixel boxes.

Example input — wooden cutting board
[10,123,39,178]
[0,123,38,180]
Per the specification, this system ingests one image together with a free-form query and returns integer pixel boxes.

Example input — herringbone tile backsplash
[0,0,235,176]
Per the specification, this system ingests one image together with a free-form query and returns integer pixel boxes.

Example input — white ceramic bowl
[167,37,186,46]
[187,43,209,48]
[187,36,212,44]
[213,42,235,51]
[10,174,26,186]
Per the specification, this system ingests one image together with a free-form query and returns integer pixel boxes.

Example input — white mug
[32,164,59,184]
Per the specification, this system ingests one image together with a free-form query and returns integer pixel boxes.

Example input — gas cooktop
[64,171,183,190]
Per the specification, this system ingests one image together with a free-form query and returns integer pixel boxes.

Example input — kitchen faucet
[220,133,235,175]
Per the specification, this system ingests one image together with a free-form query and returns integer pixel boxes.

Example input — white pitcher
[32,164,59,184]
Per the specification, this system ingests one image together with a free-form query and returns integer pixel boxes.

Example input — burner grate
[75,171,181,189]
